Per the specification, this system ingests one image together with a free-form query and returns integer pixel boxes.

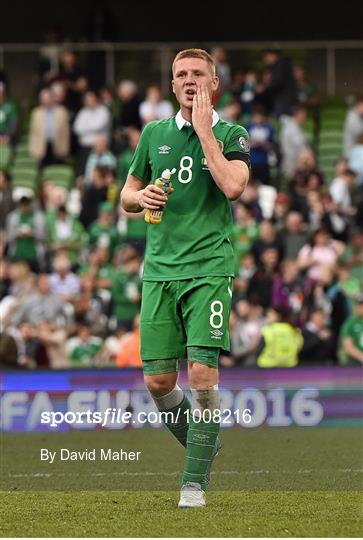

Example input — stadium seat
[12,156,37,169]
[15,143,30,159]
[11,168,39,190]
[41,164,75,190]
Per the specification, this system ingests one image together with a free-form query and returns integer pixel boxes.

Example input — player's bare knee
[144,373,177,396]
[188,362,218,390]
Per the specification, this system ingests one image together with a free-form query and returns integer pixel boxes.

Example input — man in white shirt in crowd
[73,90,111,177]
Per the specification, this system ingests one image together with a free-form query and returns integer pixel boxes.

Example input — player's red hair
[172,48,216,76]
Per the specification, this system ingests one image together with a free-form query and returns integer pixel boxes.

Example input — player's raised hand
[192,85,213,137]
[138,184,168,210]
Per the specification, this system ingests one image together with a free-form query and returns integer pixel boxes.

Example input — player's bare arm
[192,85,249,200]
[121,174,169,212]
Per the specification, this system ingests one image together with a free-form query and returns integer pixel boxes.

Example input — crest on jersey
[237,136,250,152]
[216,139,224,152]
[158,145,171,154]
[201,157,209,170]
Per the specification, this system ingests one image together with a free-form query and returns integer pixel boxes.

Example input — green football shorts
[140,276,233,374]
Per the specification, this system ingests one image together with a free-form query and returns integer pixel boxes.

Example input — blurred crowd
[0,46,362,370]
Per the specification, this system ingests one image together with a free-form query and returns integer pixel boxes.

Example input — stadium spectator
[0,331,19,369]
[0,261,35,327]
[293,65,319,108]
[247,247,279,308]
[342,96,363,158]
[0,170,14,230]
[9,274,70,328]
[0,82,18,146]
[256,306,303,367]
[348,133,363,184]
[99,85,116,113]
[240,181,263,221]
[49,251,81,302]
[111,245,141,331]
[231,202,259,273]
[40,182,68,216]
[116,80,142,131]
[29,87,70,167]
[50,81,67,108]
[46,205,87,266]
[66,317,104,367]
[305,190,324,231]
[297,227,345,282]
[78,246,114,312]
[340,295,363,364]
[79,165,110,229]
[293,65,320,144]
[211,47,231,90]
[117,127,140,185]
[251,219,283,265]
[281,211,309,259]
[116,314,142,368]
[279,105,309,178]
[219,98,242,124]
[329,168,357,214]
[271,259,307,320]
[88,201,120,260]
[240,70,257,118]
[35,320,68,369]
[139,84,174,126]
[271,192,290,231]
[257,48,298,118]
[247,105,275,185]
[292,147,324,188]
[339,229,363,287]
[73,274,106,336]
[234,252,256,299]
[5,195,46,273]
[58,50,88,115]
[321,193,350,243]
[312,266,350,361]
[84,134,117,186]
[230,299,263,366]
[73,90,112,177]
[337,264,361,309]
[299,308,333,365]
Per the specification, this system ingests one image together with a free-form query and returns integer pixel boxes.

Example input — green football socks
[152,385,191,447]
[181,387,220,491]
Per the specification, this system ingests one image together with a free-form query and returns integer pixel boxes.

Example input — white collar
[175,109,219,130]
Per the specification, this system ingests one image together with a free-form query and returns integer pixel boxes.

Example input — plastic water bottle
[144,168,176,224]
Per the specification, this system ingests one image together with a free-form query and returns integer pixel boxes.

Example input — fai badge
[237,136,250,152]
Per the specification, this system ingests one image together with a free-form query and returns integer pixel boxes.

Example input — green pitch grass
[1,427,362,537]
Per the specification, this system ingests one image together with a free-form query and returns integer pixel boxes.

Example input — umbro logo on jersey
[211,329,223,338]
[158,145,171,154]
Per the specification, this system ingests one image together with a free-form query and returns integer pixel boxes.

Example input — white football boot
[178,482,206,508]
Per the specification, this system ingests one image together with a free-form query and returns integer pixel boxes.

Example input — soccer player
[121,49,250,507]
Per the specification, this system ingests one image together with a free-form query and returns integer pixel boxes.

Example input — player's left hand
[192,85,213,137]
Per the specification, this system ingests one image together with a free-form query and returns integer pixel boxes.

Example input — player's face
[172,57,218,110]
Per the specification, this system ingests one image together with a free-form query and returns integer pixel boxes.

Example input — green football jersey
[128,111,250,281]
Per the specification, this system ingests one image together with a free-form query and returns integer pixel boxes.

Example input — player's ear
[171,79,176,95]
[212,75,219,92]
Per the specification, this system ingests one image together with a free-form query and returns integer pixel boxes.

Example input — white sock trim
[152,384,184,411]
[191,387,220,413]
